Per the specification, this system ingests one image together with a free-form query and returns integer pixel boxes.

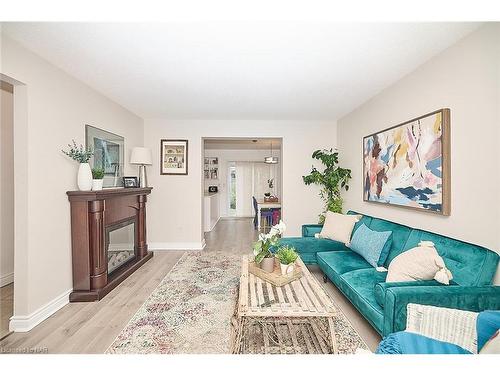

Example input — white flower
[259,233,266,242]
[274,220,286,235]
[268,227,279,237]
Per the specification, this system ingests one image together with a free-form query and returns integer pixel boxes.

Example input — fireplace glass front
[106,220,136,274]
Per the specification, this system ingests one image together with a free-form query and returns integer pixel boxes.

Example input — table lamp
[130,147,152,188]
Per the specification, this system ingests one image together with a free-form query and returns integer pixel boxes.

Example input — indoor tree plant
[275,245,298,275]
[62,140,94,191]
[302,148,351,223]
[253,220,286,273]
[91,167,105,191]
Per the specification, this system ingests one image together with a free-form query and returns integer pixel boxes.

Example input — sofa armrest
[382,285,500,337]
[302,224,323,237]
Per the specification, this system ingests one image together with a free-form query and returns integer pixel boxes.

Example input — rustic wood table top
[238,255,337,318]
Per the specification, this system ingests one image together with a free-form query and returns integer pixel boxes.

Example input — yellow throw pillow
[386,241,453,284]
[319,212,361,245]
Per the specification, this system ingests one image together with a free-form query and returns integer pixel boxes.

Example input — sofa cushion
[319,212,361,245]
[317,251,372,276]
[367,217,412,267]
[277,237,348,264]
[402,229,500,286]
[336,268,387,333]
[349,224,393,267]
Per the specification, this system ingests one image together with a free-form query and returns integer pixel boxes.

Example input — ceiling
[2,22,479,120]
[204,138,281,150]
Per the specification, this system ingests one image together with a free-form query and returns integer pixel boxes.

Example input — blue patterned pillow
[349,224,392,268]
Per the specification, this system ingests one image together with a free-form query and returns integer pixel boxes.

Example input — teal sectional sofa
[278,211,500,337]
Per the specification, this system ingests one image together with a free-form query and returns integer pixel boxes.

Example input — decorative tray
[248,258,303,287]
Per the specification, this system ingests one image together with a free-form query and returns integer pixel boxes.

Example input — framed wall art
[85,125,124,187]
[363,109,450,215]
[160,139,188,175]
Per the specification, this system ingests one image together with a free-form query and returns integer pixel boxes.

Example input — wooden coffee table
[230,255,338,354]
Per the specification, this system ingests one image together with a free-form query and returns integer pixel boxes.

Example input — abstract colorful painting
[363,109,450,215]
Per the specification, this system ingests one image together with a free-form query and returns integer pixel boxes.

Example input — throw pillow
[319,211,361,245]
[477,310,500,351]
[349,224,392,268]
[386,241,453,284]
[479,330,500,354]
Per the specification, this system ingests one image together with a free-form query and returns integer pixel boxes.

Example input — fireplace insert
[106,218,136,275]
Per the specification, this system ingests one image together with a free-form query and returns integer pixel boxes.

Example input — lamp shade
[130,147,152,165]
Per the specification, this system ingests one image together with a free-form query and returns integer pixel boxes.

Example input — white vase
[280,262,295,276]
[77,163,92,191]
[92,179,103,191]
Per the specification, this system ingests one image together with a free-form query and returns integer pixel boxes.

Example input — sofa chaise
[278,211,500,337]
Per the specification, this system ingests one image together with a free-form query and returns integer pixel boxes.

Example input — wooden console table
[67,187,153,302]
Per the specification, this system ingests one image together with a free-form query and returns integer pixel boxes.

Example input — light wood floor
[0,218,380,353]
[1,283,14,340]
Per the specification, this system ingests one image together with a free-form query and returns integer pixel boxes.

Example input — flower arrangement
[62,140,94,163]
[253,220,286,264]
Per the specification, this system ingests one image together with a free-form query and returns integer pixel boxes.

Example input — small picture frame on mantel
[122,176,138,188]
[160,139,188,175]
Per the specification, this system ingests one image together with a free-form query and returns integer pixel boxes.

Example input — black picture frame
[122,176,138,188]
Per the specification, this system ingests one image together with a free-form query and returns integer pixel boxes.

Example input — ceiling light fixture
[264,141,278,164]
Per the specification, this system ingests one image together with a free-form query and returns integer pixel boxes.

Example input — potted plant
[62,140,94,191]
[302,148,351,223]
[275,245,299,275]
[253,220,286,273]
[91,167,105,191]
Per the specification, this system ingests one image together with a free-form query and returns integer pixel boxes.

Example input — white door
[235,162,253,217]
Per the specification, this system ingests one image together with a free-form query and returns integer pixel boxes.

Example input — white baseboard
[9,288,72,332]
[205,216,220,232]
[149,239,206,251]
[0,272,14,287]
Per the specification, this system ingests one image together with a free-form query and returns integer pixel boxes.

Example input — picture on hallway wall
[363,109,450,215]
[160,139,188,175]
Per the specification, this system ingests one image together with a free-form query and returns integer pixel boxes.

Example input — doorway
[202,137,282,235]
[0,81,15,339]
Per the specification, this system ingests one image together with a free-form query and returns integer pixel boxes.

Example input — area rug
[106,252,369,354]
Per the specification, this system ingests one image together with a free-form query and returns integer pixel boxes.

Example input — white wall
[0,87,14,287]
[144,120,337,249]
[0,35,144,324]
[204,148,282,217]
[337,24,500,284]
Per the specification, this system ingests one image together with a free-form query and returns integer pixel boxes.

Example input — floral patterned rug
[106,252,368,354]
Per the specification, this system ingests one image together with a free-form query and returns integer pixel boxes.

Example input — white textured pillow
[386,241,453,284]
[319,212,361,245]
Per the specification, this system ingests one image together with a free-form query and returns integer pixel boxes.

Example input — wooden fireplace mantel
[67,187,153,302]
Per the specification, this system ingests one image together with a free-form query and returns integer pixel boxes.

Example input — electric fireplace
[67,187,153,302]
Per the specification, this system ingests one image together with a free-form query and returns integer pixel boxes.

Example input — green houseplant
[275,245,298,275]
[253,220,286,273]
[91,167,105,191]
[62,140,94,191]
[302,148,351,223]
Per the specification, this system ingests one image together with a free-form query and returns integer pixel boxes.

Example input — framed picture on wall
[363,108,450,215]
[160,139,188,175]
[85,125,125,187]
